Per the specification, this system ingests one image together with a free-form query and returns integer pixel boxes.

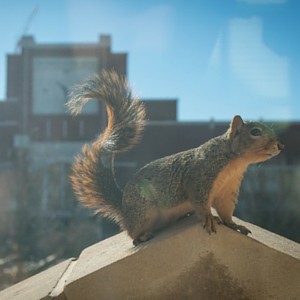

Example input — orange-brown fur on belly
[208,157,250,223]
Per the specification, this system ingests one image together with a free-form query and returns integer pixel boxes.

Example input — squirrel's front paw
[203,214,221,234]
[224,222,251,235]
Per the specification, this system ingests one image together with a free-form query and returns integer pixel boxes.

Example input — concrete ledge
[1,216,299,299]
[0,258,76,300]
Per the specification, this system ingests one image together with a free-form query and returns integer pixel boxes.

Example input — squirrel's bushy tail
[67,70,146,227]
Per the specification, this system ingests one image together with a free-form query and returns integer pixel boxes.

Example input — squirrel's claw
[203,214,221,234]
[224,222,252,236]
[133,232,154,246]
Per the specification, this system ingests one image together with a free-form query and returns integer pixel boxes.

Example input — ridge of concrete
[0,258,75,300]
[231,216,300,260]
[50,259,78,298]
[0,216,299,300]
[62,216,300,300]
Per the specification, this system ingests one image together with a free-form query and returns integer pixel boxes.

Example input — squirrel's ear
[229,115,244,136]
[229,115,244,153]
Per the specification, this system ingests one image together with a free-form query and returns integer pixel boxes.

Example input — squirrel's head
[227,115,284,163]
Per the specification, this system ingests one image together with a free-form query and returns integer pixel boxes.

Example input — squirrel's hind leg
[127,208,162,246]
[133,232,154,246]
[129,206,185,245]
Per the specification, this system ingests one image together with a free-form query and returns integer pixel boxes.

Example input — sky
[0,0,299,121]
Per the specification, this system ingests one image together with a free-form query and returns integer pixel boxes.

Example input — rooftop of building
[16,35,113,50]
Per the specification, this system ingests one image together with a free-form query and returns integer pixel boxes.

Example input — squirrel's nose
[277,142,284,151]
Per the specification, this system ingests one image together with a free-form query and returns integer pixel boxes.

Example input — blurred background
[0,0,299,290]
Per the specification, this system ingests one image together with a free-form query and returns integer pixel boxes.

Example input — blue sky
[0,0,299,121]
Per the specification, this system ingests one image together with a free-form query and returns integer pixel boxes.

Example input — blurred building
[1,34,300,167]
[2,35,126,165]
[0,35,299,242]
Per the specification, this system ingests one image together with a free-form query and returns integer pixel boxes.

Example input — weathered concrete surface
[0,216,299,300]
[63,216,300,300]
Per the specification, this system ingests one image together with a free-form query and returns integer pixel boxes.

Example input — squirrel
[67,70,284,246]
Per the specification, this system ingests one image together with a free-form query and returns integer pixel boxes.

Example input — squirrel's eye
[250,128,262,136]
